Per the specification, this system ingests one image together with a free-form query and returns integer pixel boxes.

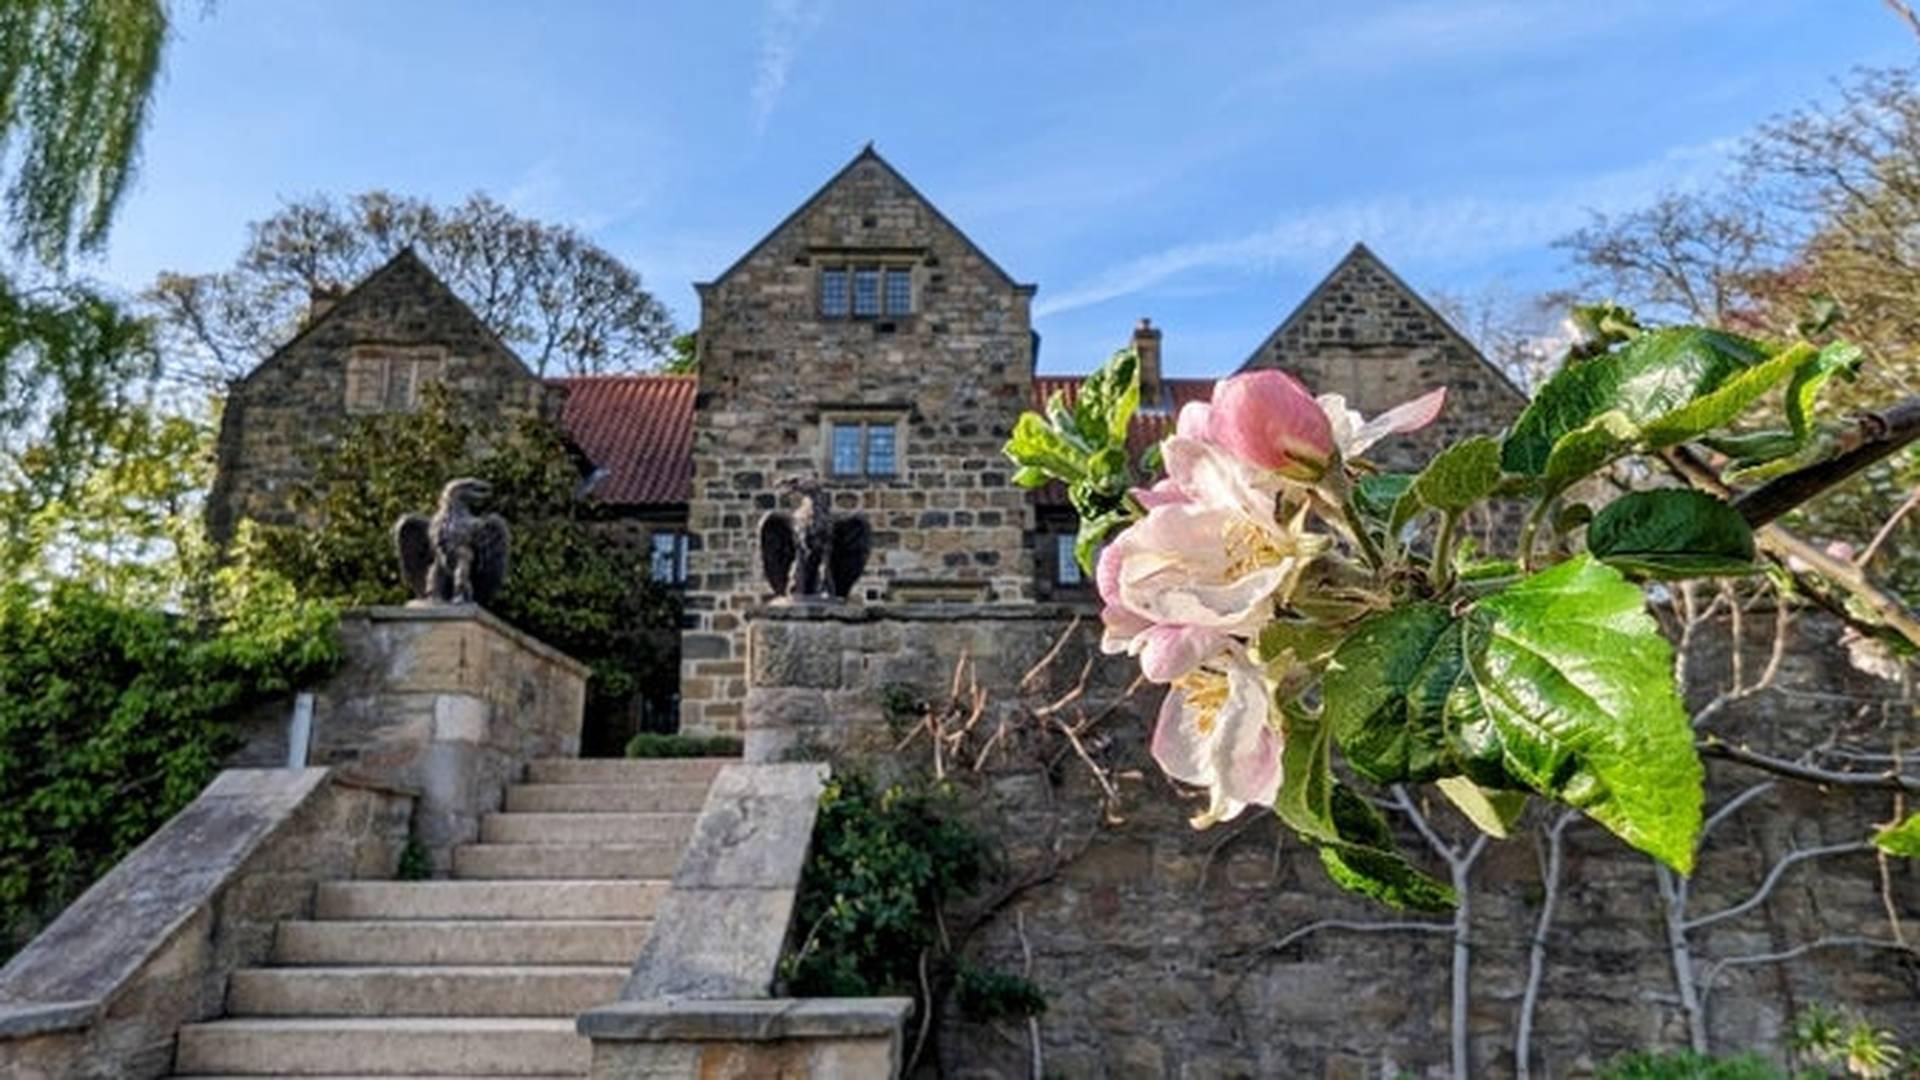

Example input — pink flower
[1315,388,1447,460]
[1207,371,1336,479]
[1152,646,1282,827]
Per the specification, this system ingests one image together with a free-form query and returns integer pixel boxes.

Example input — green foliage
[1586,490,1757,579]
[395,837,431,882]
[782,773,984,997]
[1597,1050,1788,1080]
[662,332,698,375]
[953,966,1048,1021]
[1791,1002,1906,1078]
[1003,348,1145,574]
[0,0,169,267]
[0,576,339,958]
[1873,813,1920,857]
[245,386,682,732]
[622,732,742,759]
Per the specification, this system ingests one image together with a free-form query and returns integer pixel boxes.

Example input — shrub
[954,965,1049,1022]
[0,575,339,958]
[623,732,742,759]
[1597,1050,1787,1080]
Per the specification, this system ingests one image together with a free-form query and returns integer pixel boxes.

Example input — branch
[1684,841,1874,932]
[1885,0,1920,41]
[1664,445,1920,651]
[1698,935,1913,1012]
[1699,735,1920,793]
[1225,918,1451,967]
[1732,397,1920,528]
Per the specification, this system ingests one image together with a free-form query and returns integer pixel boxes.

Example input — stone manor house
[208,145,1528,736]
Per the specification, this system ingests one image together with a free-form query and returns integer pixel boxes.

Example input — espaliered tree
[1004,314,1920,915]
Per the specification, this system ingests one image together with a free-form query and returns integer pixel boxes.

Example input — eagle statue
[395,478,511,607]
[759,475,870,601]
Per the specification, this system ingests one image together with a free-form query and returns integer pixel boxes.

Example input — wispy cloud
[750,0,826,134]
[1033,138,1738,318]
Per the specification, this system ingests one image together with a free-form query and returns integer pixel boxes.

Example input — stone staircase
[169,757,731,1079]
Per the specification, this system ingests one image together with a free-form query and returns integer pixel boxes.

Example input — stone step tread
[523,758,733,785]
[505,782,711,812]
[316,879,664,921]
[452,843,683,880]
[226,965,627,1018]
[176,1076,583,1079]
[478,812,698,845]
[173,1017,588,1077]
[273,920,649,966]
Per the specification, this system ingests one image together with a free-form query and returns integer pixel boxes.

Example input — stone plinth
[581,998,912,1079]
[743,602,1132,762]
[294,605,588,873]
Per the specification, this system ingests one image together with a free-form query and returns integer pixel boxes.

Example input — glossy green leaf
[1353,472,1415,523]
[1539,411,1640,494]
[1256,618,1346,671]
[1010,465,1051,489]
[1435,776,1528,839]
[1399,436,1503,526]
[1074,348,1141,446]
[1874,814,1920,858]
[1586,490,1756,579]
[1504,327,1785,476]
[1273,702,1338,845]
[1003,412,1088,484]
[1317,786,1458,912]
[1323,604,1459,784]
[1464,555,1703,871]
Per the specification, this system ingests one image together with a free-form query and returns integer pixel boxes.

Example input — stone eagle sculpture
[394,478,511,607]
[759,475,870,600]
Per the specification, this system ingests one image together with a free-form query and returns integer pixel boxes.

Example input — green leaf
[1273,702,1338,845]
[1503,327,1792,476]
[1324,604,1459,784]
[1317,786,1458,913]
[1076,349,1142,446]
[1003,412,1088,485]
[1353,473,1416,523]
[1010,465,1051,489]
[1873,814,1920,858]
[1073,510,1129,577]
[1586,490,1757,579]
[1400,436,1503,526]
[1256,619,1347,671]
[1539,411,1640,494]
[1464,555,1703,871]
[1435,776,1528,839]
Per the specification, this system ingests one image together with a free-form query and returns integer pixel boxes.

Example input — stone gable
[207,249,564,543]
[679,147,1038,734]
[1242,243,1528,472]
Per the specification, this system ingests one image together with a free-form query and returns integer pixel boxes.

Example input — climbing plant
[1006,312,1920,911]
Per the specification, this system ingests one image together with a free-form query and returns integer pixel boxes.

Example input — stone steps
[524,757,734,785]
[173,1017,589,1076]
[479,811,697,845]
[226,965,627,1018]
[505,781,712,813]
[315,879,664,921]
[451,842,684,880]
[166,754,726,1078]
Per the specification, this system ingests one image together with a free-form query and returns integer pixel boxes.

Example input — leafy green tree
[662,331,698,374]
[148,191,680,386]
[245,385,682,741]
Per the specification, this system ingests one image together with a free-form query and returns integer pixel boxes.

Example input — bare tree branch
[1731,397,1920,528]
[1684,841,1875,932]
[1699,735,1920,793]
[1884,0,1920,41]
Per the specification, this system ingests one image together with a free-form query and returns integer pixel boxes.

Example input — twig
[1017,911,1042,1079]
[1698,935,1914,1015]
[1019,616,1082,692]
[1698,736,1920,793]
[1683,841,1874,932]
[1224,918,1451,966]
[1515,810,1577,1080]
[1730,397,1920,528]
[1884,0,1920,41]
[1858,485,1920,567]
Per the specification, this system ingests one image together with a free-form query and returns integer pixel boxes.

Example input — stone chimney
[307,283,346,325]
[1131,317,1163,408]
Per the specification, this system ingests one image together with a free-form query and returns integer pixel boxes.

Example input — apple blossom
[1206,370,1336,479]
[1152,646,1281,828]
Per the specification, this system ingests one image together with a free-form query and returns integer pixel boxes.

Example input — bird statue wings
[758,476,870,600]
[395,478,511,607]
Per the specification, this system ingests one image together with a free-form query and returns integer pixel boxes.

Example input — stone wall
[0,770,410,1080]
[744,605,1919,1078]
[207,248,563,544]
[680,148,1038,735]
[232,605,588,874]
[1241,244,1529,474]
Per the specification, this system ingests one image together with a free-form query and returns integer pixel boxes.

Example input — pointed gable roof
[235,246,540,387]
[699,144,1035,295]
[1237,243,1527,402]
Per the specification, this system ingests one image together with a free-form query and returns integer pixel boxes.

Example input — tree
[662,331,698,374]
[1554,192,1774,326]
[147,191,679,386]
[0,0,169,270]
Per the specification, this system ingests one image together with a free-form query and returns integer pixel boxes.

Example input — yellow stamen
[1174,669,1230,736]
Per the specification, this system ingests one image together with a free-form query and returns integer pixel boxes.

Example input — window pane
[383,357,413,411]
[1056,534,1082,585]
[865,424,896,476]
[852,267,880,316]
[650,532,685,584]
[820,268,848,317]
[830,423,863,475]
[884,268,912,315]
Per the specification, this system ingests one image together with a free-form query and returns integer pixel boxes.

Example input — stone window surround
[343,344,447,415]
[819,407,907,481]
[812,249,921,320]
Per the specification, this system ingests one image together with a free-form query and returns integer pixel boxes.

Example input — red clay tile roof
[552,375,696,507]
[1029,377,1216,507]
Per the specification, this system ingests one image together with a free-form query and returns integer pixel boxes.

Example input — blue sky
[89,1,1910,377]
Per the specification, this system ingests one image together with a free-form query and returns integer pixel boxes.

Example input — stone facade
[206,248,564,544]
[743,606,1918,1078]
[1242,243,1529,473]
[680,148,1040,734]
